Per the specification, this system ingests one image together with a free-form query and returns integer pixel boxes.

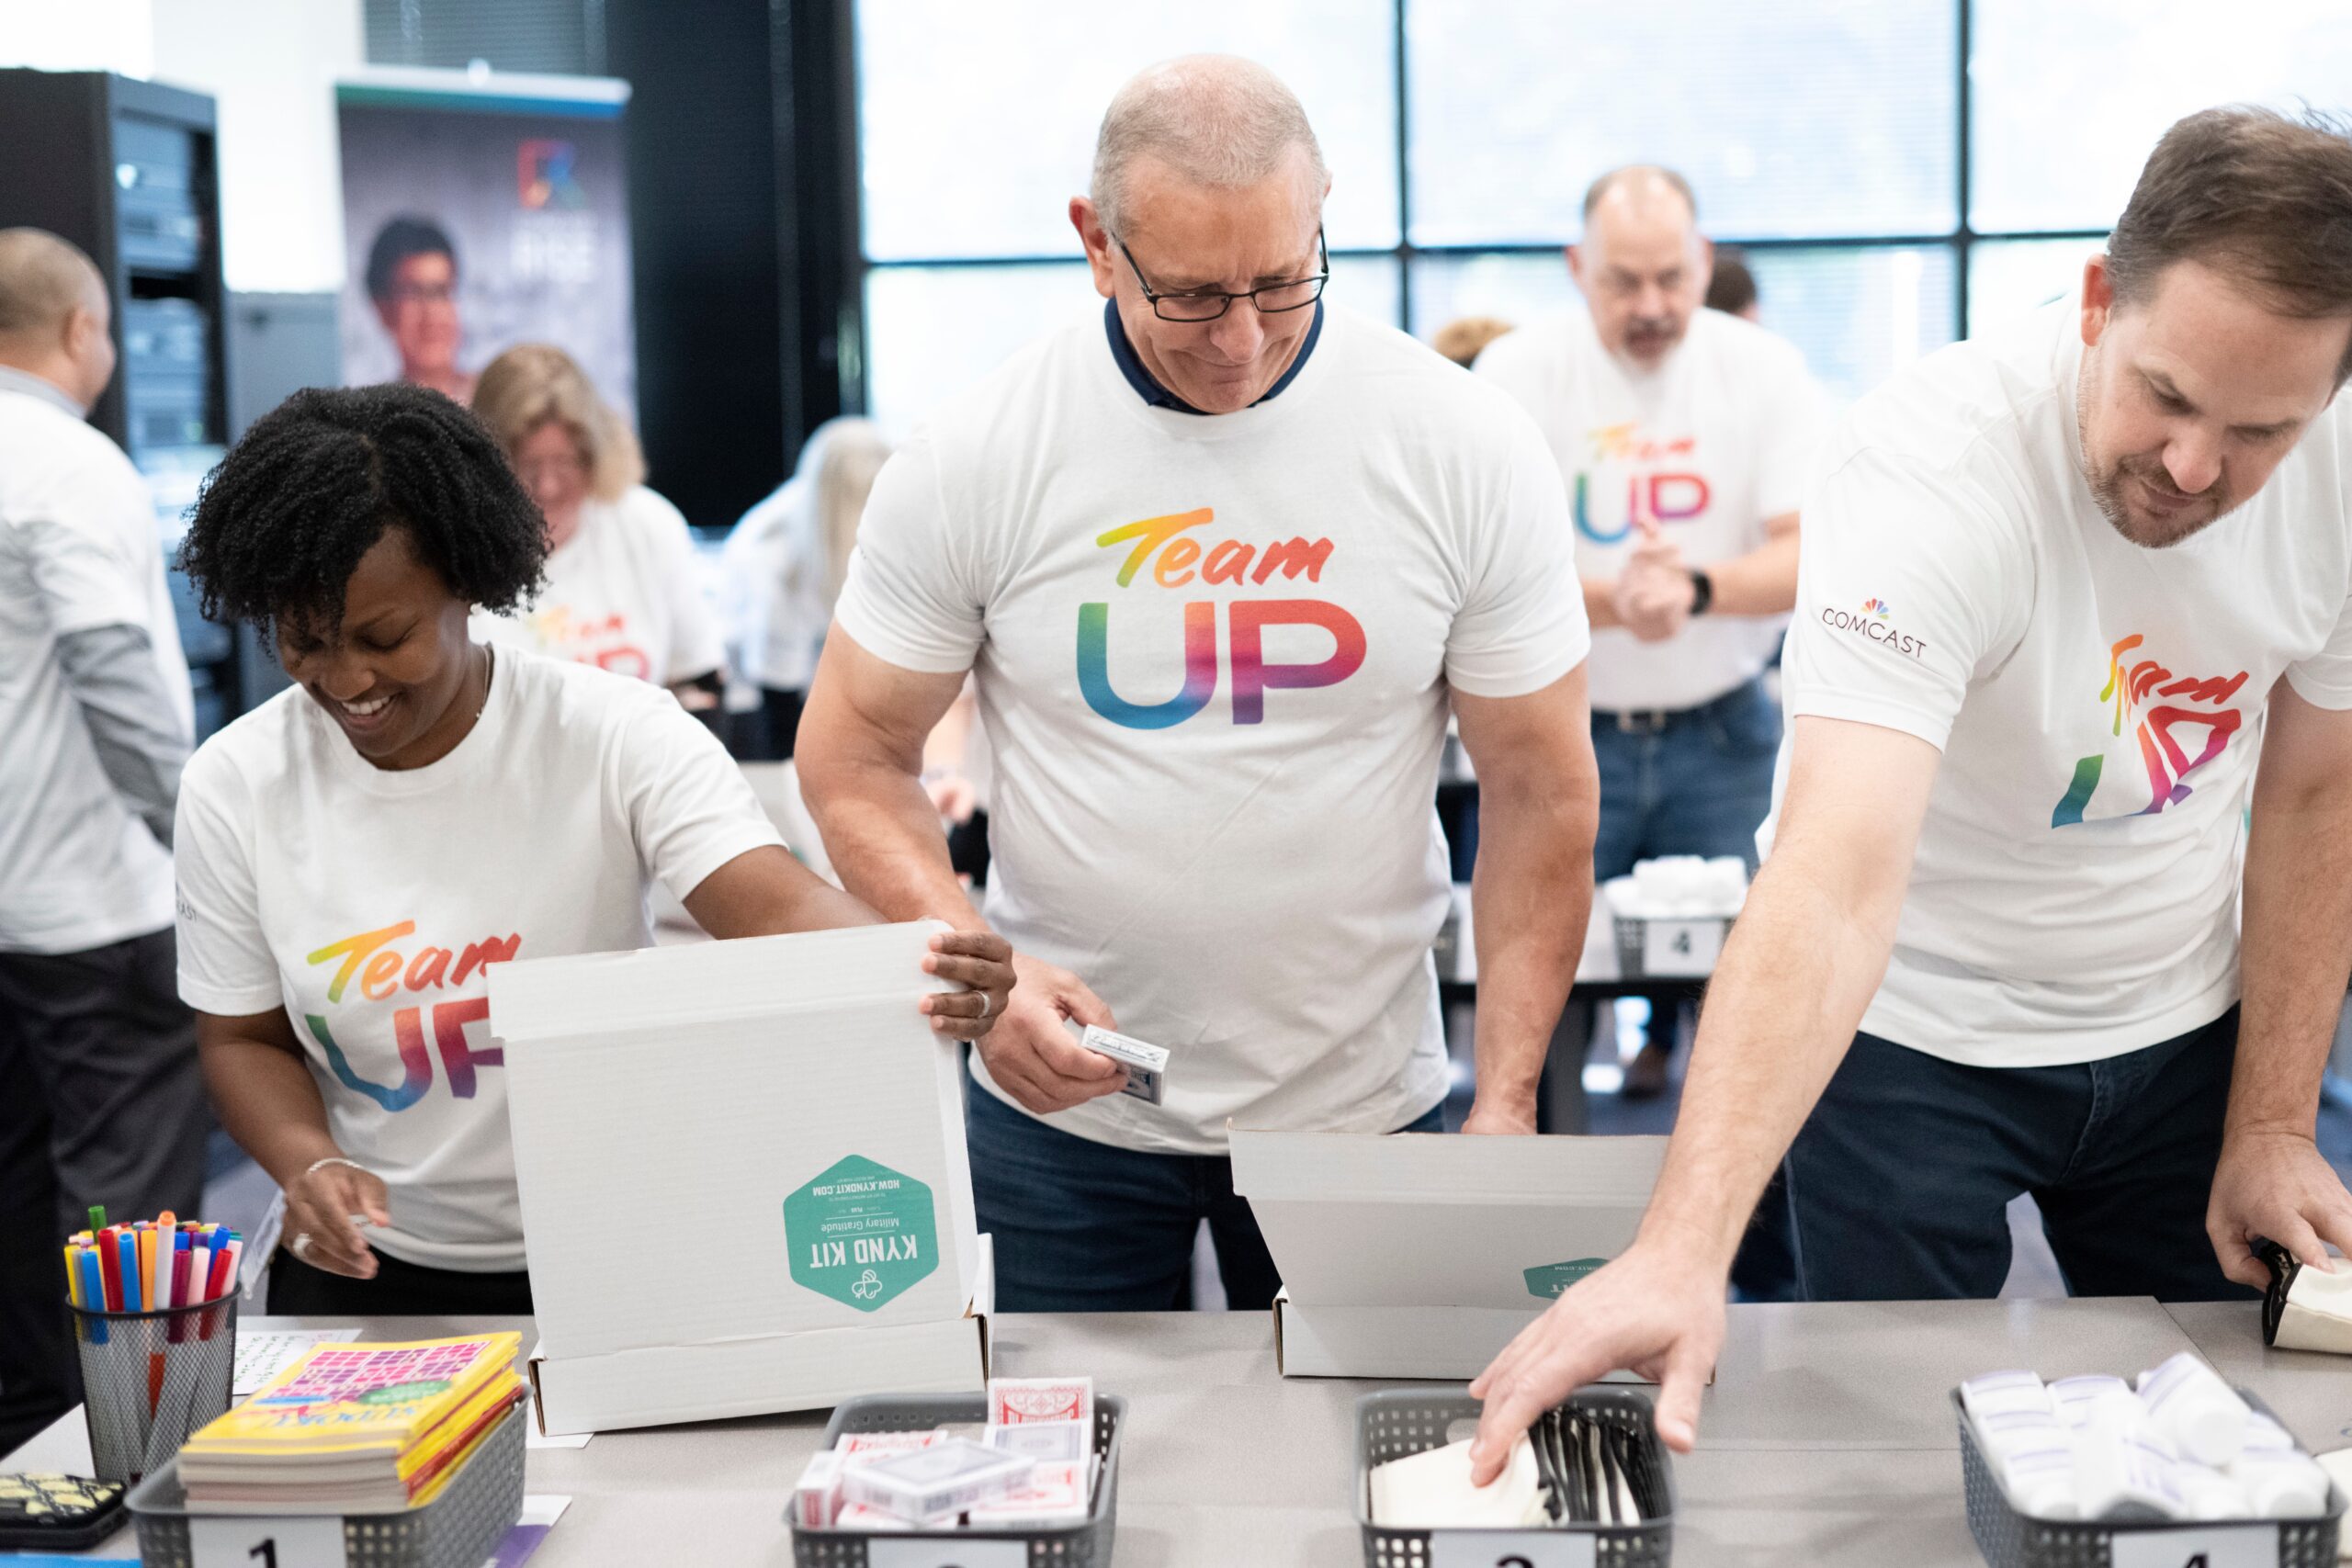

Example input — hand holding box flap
[491,922,980,1368]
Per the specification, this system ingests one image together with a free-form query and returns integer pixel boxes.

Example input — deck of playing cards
[966,1461,1091,1529]
[1078,1026,1168,1104]
[837,1438,1036,1524]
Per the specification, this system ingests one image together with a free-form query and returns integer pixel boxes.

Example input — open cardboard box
[491,922,991,1435]
[1231,1125,1671,1382]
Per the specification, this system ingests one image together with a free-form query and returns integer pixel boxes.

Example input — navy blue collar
[1102,299,1323,415]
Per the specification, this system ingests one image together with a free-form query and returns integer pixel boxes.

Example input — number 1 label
[187,1514,347,1568]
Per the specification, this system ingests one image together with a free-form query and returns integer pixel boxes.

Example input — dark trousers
[1751,1007,2254,1302]
[267,1247,534,1316]
[967,1077,1444,1312]
[0,929,208,1452]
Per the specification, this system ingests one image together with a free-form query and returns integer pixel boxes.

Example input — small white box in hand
[1075,1026,1168,1105]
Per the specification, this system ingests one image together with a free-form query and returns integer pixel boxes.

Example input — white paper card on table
[525,1426,592,1450]
[1429,1531,1594,1568]
[1640,918,1721,977]
[865,1538,1027,1568]
[232,1329,361,1397]
[2108,1525,2278,1568]
[187,1512,347,1568]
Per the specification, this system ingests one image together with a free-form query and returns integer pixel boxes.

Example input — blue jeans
[967,1078,1446,1312]
[1751,1008,2254,1301]
[1591,676,1782,881]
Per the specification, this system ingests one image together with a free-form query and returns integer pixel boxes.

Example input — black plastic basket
[1357,1386,1675,1567]
[787,1392,1124,1567]
[1953,1389,2344,1567]
[126,1398,526,1568]
[68,1292,238,1483]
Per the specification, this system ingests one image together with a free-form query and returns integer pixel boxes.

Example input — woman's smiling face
[276,525,480,770]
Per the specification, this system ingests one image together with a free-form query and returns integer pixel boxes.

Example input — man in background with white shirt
[1477,168,1827,1101]
[0,229,205,1450]
[1470,108,2352,1473]
[801,56,1597,1312]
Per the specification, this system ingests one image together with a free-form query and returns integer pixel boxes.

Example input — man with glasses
[800,54,1598,1311]
[1476,168,1829,1109]
[364,215,472,402]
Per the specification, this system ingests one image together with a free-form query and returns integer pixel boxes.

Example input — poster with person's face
[335,69,637,417]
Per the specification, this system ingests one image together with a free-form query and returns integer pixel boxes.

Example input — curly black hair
[181,383,546,633]
[365,215,458,301]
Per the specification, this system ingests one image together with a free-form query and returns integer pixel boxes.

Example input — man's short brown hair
[2107,107,2352,380]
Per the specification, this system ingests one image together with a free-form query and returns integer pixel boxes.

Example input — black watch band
[1687,567,1714,616]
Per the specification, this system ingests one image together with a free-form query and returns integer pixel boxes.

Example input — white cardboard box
[1230,1126,1668,1382]
[491,921,991,1434]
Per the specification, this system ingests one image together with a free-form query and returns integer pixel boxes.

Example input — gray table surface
[10,1299,2343,1566]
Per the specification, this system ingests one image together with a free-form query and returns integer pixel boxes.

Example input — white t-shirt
[835,303,1589,1155]
[174,650,783,1269]
[477,485,725,687]
[0,370,195,954]
[1476,308,1828,712]
[1770,304,2352,1067]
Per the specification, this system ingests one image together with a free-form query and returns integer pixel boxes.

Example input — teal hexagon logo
[785,1155,938,1313]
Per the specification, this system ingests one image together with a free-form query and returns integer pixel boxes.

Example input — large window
[853,1,2352,431]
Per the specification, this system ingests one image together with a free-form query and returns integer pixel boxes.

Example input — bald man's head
[1570,166,1712,368]
[0,229,115,410]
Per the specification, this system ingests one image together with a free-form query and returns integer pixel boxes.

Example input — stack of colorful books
[176,1333,525,1513]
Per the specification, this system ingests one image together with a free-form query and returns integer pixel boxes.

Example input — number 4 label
[1429,1530,1595,1568]
[187,1514,348,1568]
[2109,1525,2276,1568]
[1641,919,1721,977]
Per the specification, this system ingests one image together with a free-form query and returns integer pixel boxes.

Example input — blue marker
[76,1249,107,1344]
[117,1232,141,1313]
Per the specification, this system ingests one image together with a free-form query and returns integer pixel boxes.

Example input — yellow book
[184,1333,520,1461]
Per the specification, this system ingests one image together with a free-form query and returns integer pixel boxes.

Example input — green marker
[88,1205,105,1233]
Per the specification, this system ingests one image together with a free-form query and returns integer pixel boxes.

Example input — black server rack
[0,69,242,737]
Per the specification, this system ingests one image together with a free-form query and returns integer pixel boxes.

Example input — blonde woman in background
[722,417,893,760]
[471,344,724,709]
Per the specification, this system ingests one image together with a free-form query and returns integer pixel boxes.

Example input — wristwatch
[1687,567,1714,616]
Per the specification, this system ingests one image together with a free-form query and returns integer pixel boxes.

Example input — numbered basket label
[1642,918,1721,977]
[865,1537,1029,1568]
[1429,1529,1596,1568]
[187,1514,348,1568]
[2109,1525,2278,1568]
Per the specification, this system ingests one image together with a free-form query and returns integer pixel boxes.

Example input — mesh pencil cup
[68,1290,238,1484]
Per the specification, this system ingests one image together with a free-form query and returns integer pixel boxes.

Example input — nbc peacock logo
[1860,597,1891,620]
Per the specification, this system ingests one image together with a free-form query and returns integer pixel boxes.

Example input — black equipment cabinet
[0,69,243,736]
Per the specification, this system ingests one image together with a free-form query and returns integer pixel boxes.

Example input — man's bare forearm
[805,748,986,929]
[1637,841,1903,1266]
[2232,780,2352,1138]
[1468,771,1596,1119]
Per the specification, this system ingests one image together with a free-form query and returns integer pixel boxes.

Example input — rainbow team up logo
[1077,506,1365,729]
[1861,597,1891,619]
[2051,633,2249,828]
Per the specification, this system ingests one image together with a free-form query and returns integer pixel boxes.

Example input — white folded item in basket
[1367,1435,1548,1529]
[839,1438,1035,1524]
[2075,1431,2187,1521]
[1610,856,1747,919]
[966,1460,1091,1529]
[2048,1374,2132,1430]
[2171,1460,2254,1521]
[1996,1445,2081,1520]
[2228,1453,2333,1518]
[2137,1352,2251,1467]
[2274,1258,2352,1353]
[1960,1370,2053,1421]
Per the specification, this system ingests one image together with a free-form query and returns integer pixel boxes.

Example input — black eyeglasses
[1114,228,1329,321]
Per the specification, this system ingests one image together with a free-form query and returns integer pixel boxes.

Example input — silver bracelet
[303,1156,370,1182]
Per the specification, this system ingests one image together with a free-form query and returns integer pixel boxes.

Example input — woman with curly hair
[172,384,1014,1315]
